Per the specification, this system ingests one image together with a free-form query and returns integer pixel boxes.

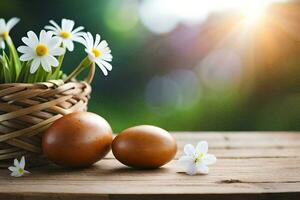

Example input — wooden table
[0,132,299,200]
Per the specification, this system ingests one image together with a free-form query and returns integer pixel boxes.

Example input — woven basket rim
[0,79,89,86]
[0,80,91,91]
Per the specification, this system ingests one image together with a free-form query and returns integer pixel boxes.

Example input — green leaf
[6,36,22,82]
[0,52,12,83]
[17,61,30,83]
[51,54,65,80]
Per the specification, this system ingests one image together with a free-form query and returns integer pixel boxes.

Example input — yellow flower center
[18,168,24,174]
[195,153,205,163]
[92,48,101,58]
[1,32,9,39]
[35,44,48,56]
[60,31,71,39]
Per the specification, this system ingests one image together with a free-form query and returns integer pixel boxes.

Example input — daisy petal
[101,54,113,62]
[186,162,198,175]
[19,53,35,61]
[203,154,217,165]
[178,155,194,168]
[87,32,94,48]
[47,37,61,50]
[49,20,61,31]
[11,171,21,177]
[98,40,108,49]
[196,141,208,154]
[95,60,108,76]
[75,37,86,45]
[8,166,17,172]
[86,51,96,62]
[0,19,5,29]
[1,40,5,49]
[184,144,195,156]
[30,58,41,74]
[99,60,112,71]
[39,30,48,44]
[21,38,34,48]
[64,40,74,51]
[45,55,59,67]
[23,31,39,47]
[13,158,19,168]
[6,17,20,31]
[41,57,51,72]
[71,26,84,34]
[62,19,74,32]
[19,156,25,169]
[17,46,33,54]
[46,31,58,36]
[73,32,86,38]
[95,34,101,47]
[198,163,209,174]
[44,25,58,32]
[104,47,111,54]
[49,47,65,56]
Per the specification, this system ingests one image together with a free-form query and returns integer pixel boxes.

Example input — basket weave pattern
[0,80,91,167]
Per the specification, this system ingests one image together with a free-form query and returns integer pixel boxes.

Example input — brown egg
[112,125,177,169]
[42,112,113,168]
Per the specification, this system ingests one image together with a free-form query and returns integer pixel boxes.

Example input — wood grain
[0,132,299,200]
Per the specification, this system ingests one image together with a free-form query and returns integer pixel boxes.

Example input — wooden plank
[173,132,300,148]
[0,158,299,193]
[0,193,299,200]
[0,132,299,200]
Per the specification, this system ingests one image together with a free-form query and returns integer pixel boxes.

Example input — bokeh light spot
[197,49,242,90]
[145,69,201,114]
[139,0,179,34]
[104,0,139,33]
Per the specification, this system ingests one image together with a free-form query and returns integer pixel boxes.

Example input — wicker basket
[0,64,95,167]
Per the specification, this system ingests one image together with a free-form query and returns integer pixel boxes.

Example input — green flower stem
[0,53,11,83]
[16,61,27,82]
[49,53,65,80]
[34,67,43,82]
[27,71,35,83]
[44,69,52,82]
[23,62,30,82]
[64,57,91,83]
[1,52,8,82]
[5,36,22,81]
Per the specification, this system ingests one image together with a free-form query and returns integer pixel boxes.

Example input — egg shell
[112,125,177,169]
[42,112,113,168]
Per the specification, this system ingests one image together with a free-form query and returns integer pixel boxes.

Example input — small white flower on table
[0,17,20,49]
[8,156,30,177]
[17,30,65,73]
[179,141,217,175]
[45,19,85,51]
[79,32,113,76]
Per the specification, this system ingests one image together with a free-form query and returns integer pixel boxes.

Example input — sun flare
[138,0,288,34]
[240,1,271,26]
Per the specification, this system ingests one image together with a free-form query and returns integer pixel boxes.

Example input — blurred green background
[1,0,300,132]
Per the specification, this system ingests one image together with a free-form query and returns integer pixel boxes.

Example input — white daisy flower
[17,30,65,73]
[179,141,217,175]
[79,32,113,76]
[0,17,20,49]
[8,156,30,177]
[45,19,84,51]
